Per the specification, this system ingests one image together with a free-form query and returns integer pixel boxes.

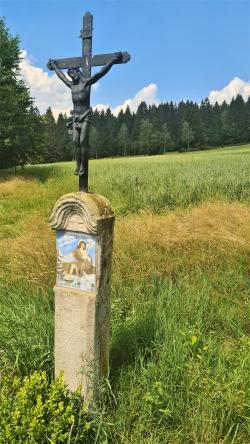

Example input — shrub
[0,372,98,443]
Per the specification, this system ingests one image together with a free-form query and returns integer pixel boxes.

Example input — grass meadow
[0,144,250,443]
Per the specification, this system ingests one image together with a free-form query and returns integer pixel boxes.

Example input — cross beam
[48,12,130,192]
[50,53,130,71]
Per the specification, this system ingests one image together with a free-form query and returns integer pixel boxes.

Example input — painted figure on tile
[56,231,96,292]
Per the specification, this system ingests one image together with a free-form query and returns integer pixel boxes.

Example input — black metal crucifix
[48,12,130,192]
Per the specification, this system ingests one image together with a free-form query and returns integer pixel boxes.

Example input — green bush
[0,372,97,443]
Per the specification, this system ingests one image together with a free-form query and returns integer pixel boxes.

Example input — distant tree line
[1,17,250,170]
[89,94,250,157]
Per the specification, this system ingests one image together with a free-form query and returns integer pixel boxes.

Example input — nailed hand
[113,52,123,63]
[47,59,57,70]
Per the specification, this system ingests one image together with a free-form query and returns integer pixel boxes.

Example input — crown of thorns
[67,68,80,74]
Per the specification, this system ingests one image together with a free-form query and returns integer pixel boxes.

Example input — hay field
[0,145,250,443]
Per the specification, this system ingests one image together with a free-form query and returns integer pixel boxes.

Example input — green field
[0,145,250,443]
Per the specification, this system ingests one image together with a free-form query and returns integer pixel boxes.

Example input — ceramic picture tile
[56,230,97,292]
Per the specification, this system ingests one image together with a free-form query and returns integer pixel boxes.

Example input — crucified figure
[48,52,122,176]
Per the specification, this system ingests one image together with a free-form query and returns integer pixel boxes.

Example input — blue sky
[2,0,250,116]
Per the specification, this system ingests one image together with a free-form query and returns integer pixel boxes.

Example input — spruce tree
[56,113,73,161]
[89,126,98,159]
[41,107,57,163]
[0,18,41,170]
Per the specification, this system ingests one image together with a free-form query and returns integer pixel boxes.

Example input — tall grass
[0,145,250,442]
[0,145,249,235]
[0,284,54,377]
[107,275,250,443]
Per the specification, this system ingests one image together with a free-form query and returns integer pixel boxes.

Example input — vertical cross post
[79,12,93,192]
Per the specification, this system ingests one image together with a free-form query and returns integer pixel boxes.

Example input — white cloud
[111,83,159,115]
[93,103,110,113]
[209,77,250,105]
[20,50,158,118]
[20,50,72,117]
[94,83,158,116]
[20,50,98,118]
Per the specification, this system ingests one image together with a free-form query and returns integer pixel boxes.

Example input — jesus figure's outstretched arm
[85,52,123,86]
[48,59,72,87]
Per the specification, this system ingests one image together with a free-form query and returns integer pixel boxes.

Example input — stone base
[54,286,97,401]
[50,192,115,403]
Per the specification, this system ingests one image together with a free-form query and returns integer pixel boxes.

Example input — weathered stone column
[50,192,114,401]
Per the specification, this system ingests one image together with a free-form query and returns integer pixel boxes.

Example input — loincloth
[66,109,91,132]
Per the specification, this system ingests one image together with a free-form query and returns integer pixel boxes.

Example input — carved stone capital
[49,192,114,235]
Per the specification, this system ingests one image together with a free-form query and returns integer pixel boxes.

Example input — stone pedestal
[50,192,114,401]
